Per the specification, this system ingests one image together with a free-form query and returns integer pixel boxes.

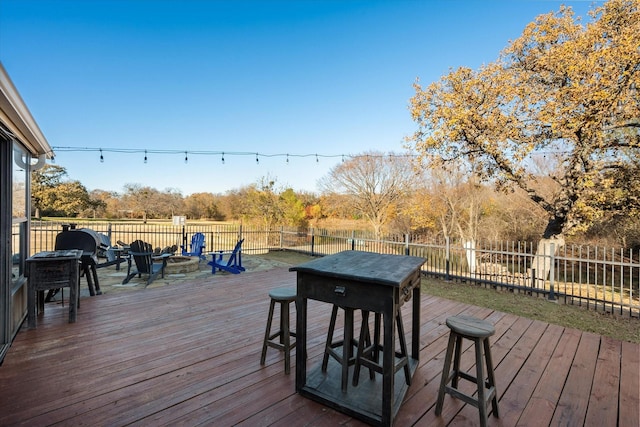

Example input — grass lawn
[258,250,640,344]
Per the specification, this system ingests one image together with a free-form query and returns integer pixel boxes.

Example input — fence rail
[29,220,640,318]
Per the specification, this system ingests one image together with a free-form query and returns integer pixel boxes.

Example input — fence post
[405,234,410,256]
[351,231,356,251]
[311,228,315,256]
[530,269,536,294]
[280,226,284,250]
[445,236,450,281]
[548,242,557,301]
[107,223,112,240]
[181,225,187,250]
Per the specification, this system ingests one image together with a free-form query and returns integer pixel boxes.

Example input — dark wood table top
[28,250,82,260]
[289,250,425,287]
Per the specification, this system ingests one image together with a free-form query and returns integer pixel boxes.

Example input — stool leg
[373,312,381,362]
[322,305,339,372]
[352,310,368,384]
[395,309,411,386]
[452,334,463,388]
[436,332,457,416]
[342,307,354,392]
[260,299,276,366]
[282,301,291,375]
[475,338,488,427]
[364,312,375,380]
[484,338,499,418]
[353,310,376,385]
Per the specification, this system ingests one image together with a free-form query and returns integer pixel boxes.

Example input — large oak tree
[406,0,640,240]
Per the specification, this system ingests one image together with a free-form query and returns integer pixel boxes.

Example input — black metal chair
[95,233,126,270]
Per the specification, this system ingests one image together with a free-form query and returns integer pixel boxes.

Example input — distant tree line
[31,153,640,250]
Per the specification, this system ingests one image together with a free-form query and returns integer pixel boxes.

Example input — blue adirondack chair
[208,239,245,274]
[181,232,206,260]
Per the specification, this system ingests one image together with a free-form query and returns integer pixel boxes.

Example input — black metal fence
[30,220,640,318]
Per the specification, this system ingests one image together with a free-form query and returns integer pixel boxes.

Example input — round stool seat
[446,315,495,338]
[269,287,296,302]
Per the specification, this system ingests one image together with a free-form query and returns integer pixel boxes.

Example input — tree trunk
[530,237,564,288]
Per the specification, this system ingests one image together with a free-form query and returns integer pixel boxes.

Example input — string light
[49,146,424,164]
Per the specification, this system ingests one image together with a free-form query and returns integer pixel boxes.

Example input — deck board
[0,266,637,426]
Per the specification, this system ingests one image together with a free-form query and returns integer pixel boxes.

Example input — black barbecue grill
[54,229,102,296]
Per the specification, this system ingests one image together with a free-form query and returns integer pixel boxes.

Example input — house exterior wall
[0,63,52,363]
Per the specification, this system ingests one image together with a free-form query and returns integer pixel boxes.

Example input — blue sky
[0,0,599,196]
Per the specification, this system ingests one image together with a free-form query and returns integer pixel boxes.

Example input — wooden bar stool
[352,307,411,387]
[435,315,499,427]
[322,305,367,392]
[260,287,296,374]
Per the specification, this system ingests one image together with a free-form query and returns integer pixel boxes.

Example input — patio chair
[95,233,126,270]
[181,232,206,260]
[208,239,245,274]
[122,240,170,287]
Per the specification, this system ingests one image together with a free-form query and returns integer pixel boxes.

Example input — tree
[121,184,161,221]
[31,164,66,218]
[239,177,285,228]
[319,152,417,237]
[407,0,640,240]
[280,188,307,227]
[86,189,119,218]
[184,192,223,220]
[31,164,92,218]
[51,181,92,217]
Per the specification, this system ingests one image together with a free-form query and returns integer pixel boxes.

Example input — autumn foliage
[407,0,640,239]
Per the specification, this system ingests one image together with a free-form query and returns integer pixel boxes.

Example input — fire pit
[165,255,200,274]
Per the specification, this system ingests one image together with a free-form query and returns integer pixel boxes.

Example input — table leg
[27,288,36,329]
[382,303,396,426]
[412,285,421,358]
[342,308,354,392]
[69,271,78,323]
[296,291,308,391]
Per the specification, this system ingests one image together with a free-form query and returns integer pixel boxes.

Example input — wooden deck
[1,267,638,426]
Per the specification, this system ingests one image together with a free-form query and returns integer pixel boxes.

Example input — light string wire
[49,146,419,162]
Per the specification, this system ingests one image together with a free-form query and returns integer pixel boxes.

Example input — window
[12,142,28,284]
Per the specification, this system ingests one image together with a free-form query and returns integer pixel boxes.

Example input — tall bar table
[26,250,82,328]
[290,251,425,426]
